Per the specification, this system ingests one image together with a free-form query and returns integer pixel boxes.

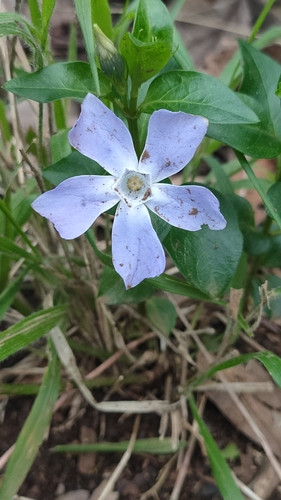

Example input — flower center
[114,169,153,208]
[127,175,143,192]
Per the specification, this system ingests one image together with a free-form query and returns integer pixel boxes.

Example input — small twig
[170,396,207,500]
[195,381,273,393]
[140,453,178,500]
[96,415,141,500]
[20,149,45,193]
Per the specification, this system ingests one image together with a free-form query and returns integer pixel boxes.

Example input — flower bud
[94,24,127,85]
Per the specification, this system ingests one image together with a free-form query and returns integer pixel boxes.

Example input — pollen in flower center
[114,168,153,208]
[127,175,143,191]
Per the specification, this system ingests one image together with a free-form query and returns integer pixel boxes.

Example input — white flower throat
[114,168,153,207]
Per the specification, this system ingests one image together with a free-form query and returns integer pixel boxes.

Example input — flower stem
[248,0,276,43]
[128,93,141,157]
[234,149,281,231]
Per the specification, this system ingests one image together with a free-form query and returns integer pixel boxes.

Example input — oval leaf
[164,190,243,298]
[3,62,110,102]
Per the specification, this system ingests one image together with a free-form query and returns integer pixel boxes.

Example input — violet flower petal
[146,184,227,231]
[112,202,165,288]
[32,176,119,239]
[68,94,137,177]
[139,109,208,182]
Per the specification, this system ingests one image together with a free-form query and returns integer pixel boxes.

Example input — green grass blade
[189,396,244,500]
[0,340,60,500]
[0,266,30,321]
[0,305,67,362]
[73,0,100,94]
[53,437,185,454]
[27,0,42,31]
[0,199,40,257]
[0,236,40,264]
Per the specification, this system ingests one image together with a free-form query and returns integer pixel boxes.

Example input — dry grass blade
[94,415,141,500]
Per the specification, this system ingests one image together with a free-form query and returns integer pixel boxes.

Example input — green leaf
[189,396,244,500]
[120,0,173,87]
[132,0,173,45]
[172,27,194,71]
[0,236,40,264]
[140,70,281,157]
[0,22,36,49]
[98,266,153,304]
[148,274,221,302]
[0,341,60,500]
[42,0,56,31]
[140,70,258,124]
[0,305,66,362]
[266,182,281,219]
[164,190,243,298]
[27,0,42,30]
[0,99,11,141]
[145,297,176,336]
[43,150,106,185]
[3,62,111,102]
[73,0,100,93]
[239,40,281,140]
[50,129,72,163]
[120,33,172,86]
[92,0,112,39]
[0,267,30,321]
[194,351,281,391]
[53,437,185,455]
[205,156,234,196]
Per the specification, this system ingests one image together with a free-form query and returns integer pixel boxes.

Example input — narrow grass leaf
[0,236,40,264]
[189,396,244,500]
[0,341,60,500]
[0,266,30,321]
[0,305,67,362]
[193,351,281,390]
[53,437,185,455]
[73,0,100,93]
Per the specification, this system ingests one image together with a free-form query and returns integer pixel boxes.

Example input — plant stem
[128,93,141,156]
[248,0,276,43]
[234,149,281,231]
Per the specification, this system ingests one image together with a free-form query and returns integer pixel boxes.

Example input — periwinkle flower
[32,94,226,288]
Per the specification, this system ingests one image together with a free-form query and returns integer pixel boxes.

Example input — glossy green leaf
[120,33,172,86]
[239,40,281,140]
[140,70,281,157]
[209,121,280,158]
[145,297,176,336]
[132,0,173,45]
[266,182,281,218]
[120,0,173,87]
[140,70,258,124]
[3,62,110,102]
[189,396,244,500]
[0,305,67,362]
[43,150,106,185]
[0,341,60,500]
[164,191,243,298]
[98,266,153,304]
